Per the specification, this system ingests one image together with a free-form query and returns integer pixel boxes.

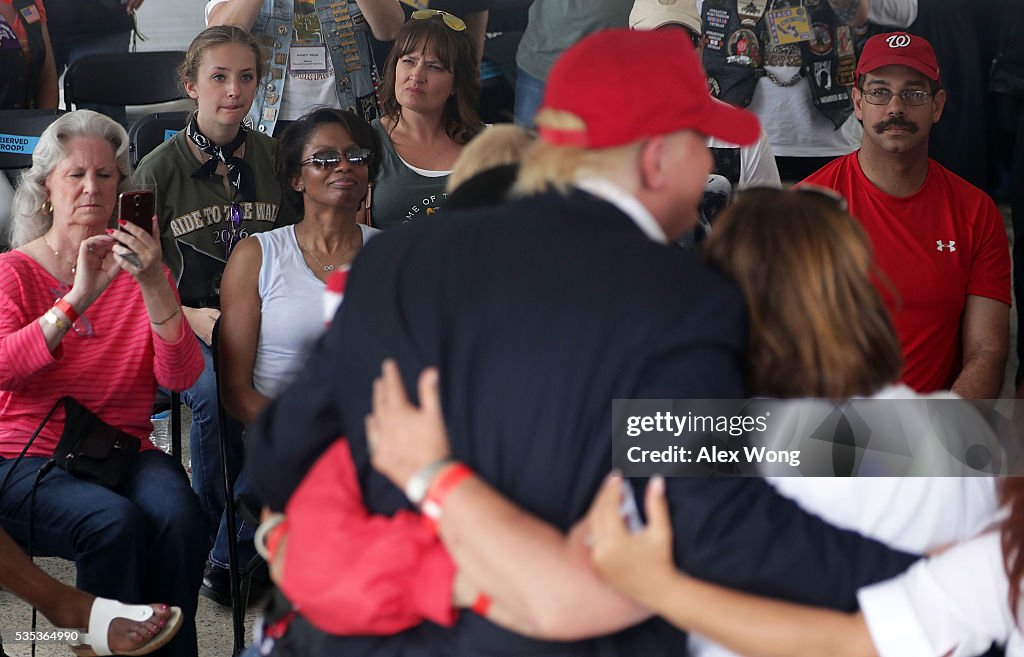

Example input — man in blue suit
[247,27,918,656]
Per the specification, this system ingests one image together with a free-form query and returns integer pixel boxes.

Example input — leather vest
[701,0,855,129]
[0,0,46,109]
[248,0,379,135]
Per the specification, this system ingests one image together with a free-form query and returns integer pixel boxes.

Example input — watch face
[405,471,430,505]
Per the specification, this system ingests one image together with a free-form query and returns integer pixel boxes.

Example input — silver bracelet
[151,306,181,326]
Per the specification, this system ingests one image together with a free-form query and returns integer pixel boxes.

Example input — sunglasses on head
[411,9,467,31]
[737,185,849,212]
[300,148,373,169]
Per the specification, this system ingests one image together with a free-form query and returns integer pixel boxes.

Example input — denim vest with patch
[248,0,379,135]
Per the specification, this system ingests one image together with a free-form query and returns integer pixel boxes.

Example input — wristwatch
[404,457,453,507]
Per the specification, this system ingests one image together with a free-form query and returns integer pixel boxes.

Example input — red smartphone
[118,190,155,230]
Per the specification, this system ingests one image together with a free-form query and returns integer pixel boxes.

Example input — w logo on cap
[886,34,912,48]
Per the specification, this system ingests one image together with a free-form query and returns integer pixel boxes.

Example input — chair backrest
[63,51,187,109]
[0,109,66,170]
[128,111,190,168]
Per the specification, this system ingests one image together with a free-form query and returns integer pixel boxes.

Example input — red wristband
[471,593,492,616]
[421,463,472,533]
[54,298,79,324]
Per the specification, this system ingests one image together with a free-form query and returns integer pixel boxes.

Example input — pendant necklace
[300,244,341,272]
[43,234,77,275]
[298,226,358,273]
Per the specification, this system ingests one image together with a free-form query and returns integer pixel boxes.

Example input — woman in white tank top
[219,107,381,425]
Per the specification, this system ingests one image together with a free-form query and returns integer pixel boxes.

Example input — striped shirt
[0,250,203,458]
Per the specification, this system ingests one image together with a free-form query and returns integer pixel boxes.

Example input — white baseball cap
[629,0,702,35]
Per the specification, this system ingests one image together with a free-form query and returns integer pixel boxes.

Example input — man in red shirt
[803,32,1010,397]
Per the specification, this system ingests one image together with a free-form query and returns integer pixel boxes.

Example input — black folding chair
[128,111,189,168]
[0,109,66,170]
[211,320,266,655]
[0,110,66,250]
[63,51,186,111]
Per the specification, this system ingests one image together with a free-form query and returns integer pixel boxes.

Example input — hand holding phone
[118,190,155,230]
[116,191,155,269]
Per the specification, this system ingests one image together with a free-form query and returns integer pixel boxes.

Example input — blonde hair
[9,110,131,248]
[703,188,902,398]
[446,124,534,192]
[178,25,266,95]
[513,140,642,197]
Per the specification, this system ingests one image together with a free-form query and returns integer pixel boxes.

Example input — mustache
[872,117,919,134]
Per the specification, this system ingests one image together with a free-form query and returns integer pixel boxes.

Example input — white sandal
[68,598,183,657]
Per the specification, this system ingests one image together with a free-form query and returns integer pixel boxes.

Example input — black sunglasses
[300,148,373,169]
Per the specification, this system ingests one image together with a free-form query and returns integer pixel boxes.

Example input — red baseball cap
[856,32,941,83]
[536,28,761,148]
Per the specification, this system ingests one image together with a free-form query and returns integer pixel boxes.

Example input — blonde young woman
[131,25,294,606]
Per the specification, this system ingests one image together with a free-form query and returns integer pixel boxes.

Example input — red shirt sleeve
[966,197,1011,305]
[151,267,203,391]
[281,438,458,634]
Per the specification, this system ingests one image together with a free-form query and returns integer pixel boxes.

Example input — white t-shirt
[859,530,1022,657]
[205,0,342,121]
[707,129,781,187]
[689,384,999,657]
[695,0,918,158]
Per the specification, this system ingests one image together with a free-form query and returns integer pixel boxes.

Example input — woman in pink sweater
[0,110,207,657]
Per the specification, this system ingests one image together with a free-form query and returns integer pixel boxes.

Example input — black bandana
[186,112,256,202]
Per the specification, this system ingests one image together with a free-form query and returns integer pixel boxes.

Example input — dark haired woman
[219,107,381,426]
[369,10,484,229]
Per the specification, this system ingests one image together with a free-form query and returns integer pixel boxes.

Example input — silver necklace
[297,226,359,273]
[43,234,76,275]
[299,240,350,272]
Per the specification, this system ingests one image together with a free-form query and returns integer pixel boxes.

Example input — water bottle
[150,409,172,454]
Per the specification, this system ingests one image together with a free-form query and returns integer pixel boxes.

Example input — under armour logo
[886,34,912,48]
[936,240,956,252]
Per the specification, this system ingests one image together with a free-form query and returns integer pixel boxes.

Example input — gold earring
[42,199,53,215]
[296,185,304,192]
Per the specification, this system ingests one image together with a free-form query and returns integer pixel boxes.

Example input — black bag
[51,397,141,489]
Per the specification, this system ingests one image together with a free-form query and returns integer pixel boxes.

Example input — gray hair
[9,110,132,248]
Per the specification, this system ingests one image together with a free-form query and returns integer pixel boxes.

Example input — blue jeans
[514,66,546,129]
[181,340,257,572]
[0,450,208,657]
[50,30,131,125]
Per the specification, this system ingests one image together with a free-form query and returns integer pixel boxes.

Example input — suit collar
[575,178,669,244]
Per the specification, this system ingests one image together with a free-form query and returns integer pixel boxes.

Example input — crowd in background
[1,1,1024,656]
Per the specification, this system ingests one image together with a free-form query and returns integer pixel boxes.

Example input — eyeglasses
[859,88,932,106]
[411,9,466,31]
[300,148,373,169]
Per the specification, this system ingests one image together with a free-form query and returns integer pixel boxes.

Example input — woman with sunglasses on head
[219,108,380,428]
[130,25,296,607]
[368,10,484,230]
